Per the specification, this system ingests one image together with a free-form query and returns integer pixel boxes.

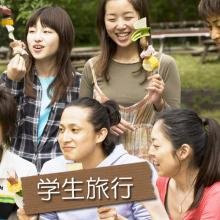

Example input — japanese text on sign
[38,176,133,201]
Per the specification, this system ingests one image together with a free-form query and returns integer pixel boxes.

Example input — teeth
[34,45,43,49]
[117,33,129,37]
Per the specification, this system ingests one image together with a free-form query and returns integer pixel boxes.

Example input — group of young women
[0,0,220,219]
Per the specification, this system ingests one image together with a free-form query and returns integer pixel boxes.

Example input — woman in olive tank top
[80,0,181,159]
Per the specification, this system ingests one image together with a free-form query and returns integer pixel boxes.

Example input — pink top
[156,177,220,220]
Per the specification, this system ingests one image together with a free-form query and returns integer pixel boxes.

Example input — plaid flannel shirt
[0,71,80,172]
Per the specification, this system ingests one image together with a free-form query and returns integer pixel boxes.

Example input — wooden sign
[21,162,156,215]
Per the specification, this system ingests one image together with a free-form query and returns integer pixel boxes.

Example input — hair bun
[103,100,121,126]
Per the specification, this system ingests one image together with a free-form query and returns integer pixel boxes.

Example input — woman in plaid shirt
[0,6,80,172]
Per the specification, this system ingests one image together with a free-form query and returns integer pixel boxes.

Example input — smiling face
[207,16,220,48]
[148,120,181,177]
[58,106,106,167]
[104,0,139,48]
[27,19,59,63]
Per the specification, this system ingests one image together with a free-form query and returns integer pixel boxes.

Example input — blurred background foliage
[1,0,220,122]
[1,0,201,47]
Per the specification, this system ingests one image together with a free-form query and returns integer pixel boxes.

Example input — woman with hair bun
[18,97,170,220]
[37,97,153,219]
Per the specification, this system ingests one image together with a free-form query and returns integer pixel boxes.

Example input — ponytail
[156,109,220,209]
[191,118,220,209]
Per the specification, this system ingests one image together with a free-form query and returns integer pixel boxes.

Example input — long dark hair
[96,0,151,81]
[0,88,17,147]
[198,0,220,18]
[156,109,220,209]
[65,97,121,156]
[24,6,75,104]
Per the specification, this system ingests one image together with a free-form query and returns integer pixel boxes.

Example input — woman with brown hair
[0,6,80,171]
[80,0,180,159]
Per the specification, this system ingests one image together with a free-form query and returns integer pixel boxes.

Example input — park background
[0,0,220,121]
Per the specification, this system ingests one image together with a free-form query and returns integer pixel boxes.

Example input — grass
[0,64,6,73]
[201,110,220,123]
[171,53,220,89]
[171,53,220,122]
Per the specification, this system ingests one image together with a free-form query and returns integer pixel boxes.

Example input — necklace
[177,185,194,214]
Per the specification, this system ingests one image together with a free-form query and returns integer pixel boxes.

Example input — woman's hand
[146,74,165,111]
[98,207,127,220]
[7,40,28,81]
[110,118,135,136]
[17,208,38,220]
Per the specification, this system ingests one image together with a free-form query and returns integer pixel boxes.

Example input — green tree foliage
[1,0,98,46]
[149,0,201,22]
[1,0,52,45]
[1,0,203,47]
[64,0,98,46]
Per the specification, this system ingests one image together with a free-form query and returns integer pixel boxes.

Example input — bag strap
[88,59,98,86]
